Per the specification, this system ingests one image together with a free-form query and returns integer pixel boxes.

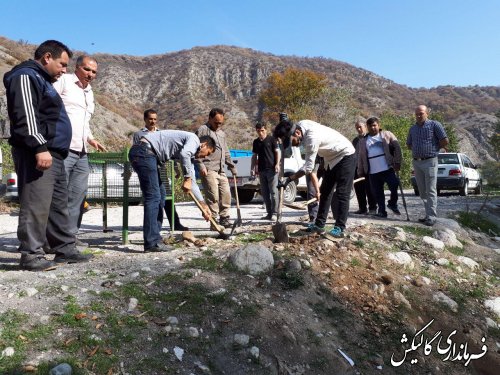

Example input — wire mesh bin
[86,149,175,244]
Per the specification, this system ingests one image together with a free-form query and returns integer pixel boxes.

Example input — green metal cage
[86,148,175,244]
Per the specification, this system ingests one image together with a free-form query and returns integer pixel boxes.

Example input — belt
[69,149,87,157]
[413,156,436,161]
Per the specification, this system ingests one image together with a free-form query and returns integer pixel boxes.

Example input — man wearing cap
[407,105,449,226]
[274,119,356,238]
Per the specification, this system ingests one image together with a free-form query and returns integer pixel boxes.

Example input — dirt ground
[0,191,499,374]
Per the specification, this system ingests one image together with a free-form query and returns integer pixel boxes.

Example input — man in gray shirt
[129,130,214,252]
[133,109,188,231]
[195,108,237,228]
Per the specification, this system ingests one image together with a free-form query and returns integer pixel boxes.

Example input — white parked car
[411,152,482,196]
[224,147,309,204]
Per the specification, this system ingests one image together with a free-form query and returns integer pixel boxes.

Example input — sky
[0,0,499,88]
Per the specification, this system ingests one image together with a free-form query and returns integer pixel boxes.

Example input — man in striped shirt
[406,105,449,226]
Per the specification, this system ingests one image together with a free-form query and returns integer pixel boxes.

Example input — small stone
[386,252,414,269]
[194,361,211,374]
[436,258,449,266]
[393,291,412,309]
[49,363,72,375]
[485,297,500,319]
[208,288,227,296]
[200,246,208,251]
[129,272,140,279]
[162,348,169,354]
[60,285,69,292]
[40,315,50,324]
[300,259,311,268]
[174,346,184,361]
[486,317,498,329]
[234,333,250,347]
[188,327,199,338]
[167,316,179,325]
[287,259,302,272]
[249,346,260,359]
[127,298,138,312]
[25,288,38,297]
[423,236,445,250]
[433,291,458,312]
[141,267,152,272]
[421,276,431,285]
[1,347,14,357]
[457,256,480,270]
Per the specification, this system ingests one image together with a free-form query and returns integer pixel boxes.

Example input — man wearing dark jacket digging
[3,40,93,271]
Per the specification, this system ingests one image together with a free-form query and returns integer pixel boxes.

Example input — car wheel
[236,189,255,204]
[459,181,469,196]
[413,187,419,196]
[474,180,482,195]
[283,180,297,205]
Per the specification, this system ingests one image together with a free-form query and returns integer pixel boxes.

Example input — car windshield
[438,154,459,164]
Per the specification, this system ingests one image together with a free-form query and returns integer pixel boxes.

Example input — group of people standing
[3,38,449,271]
[271,105,448,238]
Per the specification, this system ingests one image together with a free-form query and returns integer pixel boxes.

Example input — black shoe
[260,213,272,220]
[20,256,57,271]
[374,212,388,218]
[54,252,93,264]
[387,204,401,215]
[353,209,368,215]
[174,224,189,231]
[418,217,427,223]
[144,243,173,253]
[219,217,232,228]
[423,219,435,226]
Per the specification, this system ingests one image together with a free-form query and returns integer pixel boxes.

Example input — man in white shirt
[357,117,402,218]
[53,55,105,244]
[274,119,356,238]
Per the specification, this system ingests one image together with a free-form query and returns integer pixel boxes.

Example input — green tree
[260,67,329,122]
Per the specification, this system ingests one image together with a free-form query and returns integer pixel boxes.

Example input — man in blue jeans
[251,123,280,220]
[274,119,356,238]
[129,131,214,252]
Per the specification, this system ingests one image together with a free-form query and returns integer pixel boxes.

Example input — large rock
[433,291,458,312]
[434,228,463,249]
[484,297,500,319]
[386,252,414,269]
[457,256,480,270]
[422,236,445,250]
[433,218,469,239]
[230,244,274,275]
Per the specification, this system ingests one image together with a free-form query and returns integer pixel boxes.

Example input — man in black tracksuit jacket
[3,40,92,271]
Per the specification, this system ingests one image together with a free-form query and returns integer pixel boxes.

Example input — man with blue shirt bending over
[407,105,449,226]
[129,131,214,252]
